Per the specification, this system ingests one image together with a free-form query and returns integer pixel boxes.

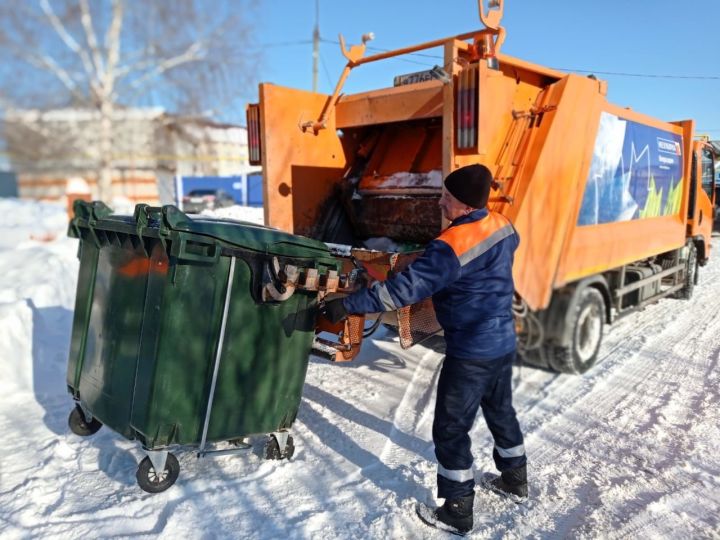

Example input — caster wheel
[68,405,102,436]
[264,434,295,460]
[136,453,179,493]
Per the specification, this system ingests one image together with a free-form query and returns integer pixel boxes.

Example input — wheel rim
[576,302,602,363]
[148,466,168,484]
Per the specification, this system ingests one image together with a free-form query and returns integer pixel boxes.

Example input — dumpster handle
[177,236,220,263]
[199,255,236,456]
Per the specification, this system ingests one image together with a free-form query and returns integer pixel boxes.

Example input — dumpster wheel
[264,434,295,460]
[136,453,179,493]
[68,405,102,436]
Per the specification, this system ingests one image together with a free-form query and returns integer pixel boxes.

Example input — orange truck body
[247,6,716,372]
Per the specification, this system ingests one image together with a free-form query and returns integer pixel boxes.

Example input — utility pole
[312,0,319,92]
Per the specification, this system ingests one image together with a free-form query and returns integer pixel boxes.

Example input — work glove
[321,298,348,324]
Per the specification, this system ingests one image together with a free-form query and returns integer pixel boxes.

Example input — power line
[365,45,441,60]
[262,39,720,80]
[319,38,436,67]
[259,38,438,66]
[551,68,720,80]
[261,39,313,48]
[267,36,442,62]
[319,53,334,89]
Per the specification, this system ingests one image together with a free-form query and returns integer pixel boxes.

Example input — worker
[321,164,527,536]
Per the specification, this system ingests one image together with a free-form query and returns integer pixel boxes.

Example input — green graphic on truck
[578,112,683,225]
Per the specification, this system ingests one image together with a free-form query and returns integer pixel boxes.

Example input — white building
[3,107,259,206]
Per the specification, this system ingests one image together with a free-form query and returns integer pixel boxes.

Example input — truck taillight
[246,104,262,165]
[456,64,479,149]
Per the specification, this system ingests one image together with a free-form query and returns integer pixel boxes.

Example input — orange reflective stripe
[438,212,512,259]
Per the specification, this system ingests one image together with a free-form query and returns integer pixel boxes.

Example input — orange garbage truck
[246,1,716,373]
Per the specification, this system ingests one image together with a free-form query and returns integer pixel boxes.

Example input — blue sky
[247,1,720,136]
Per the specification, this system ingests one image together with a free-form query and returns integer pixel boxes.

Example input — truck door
[700,145,719,228]
[700,145,715,225]
[689,143,715,261]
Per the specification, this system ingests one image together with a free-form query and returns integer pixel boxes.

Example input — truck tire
[548,287,605,374]
[675,243,697,300]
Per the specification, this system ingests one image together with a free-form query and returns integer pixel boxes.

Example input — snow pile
[0,198,69,248]
[369,170,443,191]
[201,204,264,225]
[0,198,719,539]
[0,300,33,393]
[0,199,77,396]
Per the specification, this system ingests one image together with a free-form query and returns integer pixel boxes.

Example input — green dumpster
[65,201,340,492]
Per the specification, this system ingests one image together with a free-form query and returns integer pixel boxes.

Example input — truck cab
[708,140,720,230]
[687,139,716,263]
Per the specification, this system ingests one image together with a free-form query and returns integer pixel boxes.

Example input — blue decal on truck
[578,112,683,226]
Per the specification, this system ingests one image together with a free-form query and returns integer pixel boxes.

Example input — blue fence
[0,171,18,197]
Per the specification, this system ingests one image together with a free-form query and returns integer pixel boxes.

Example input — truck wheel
[136,453,179,493]
[675,243,697,300]
[549,287,605,374]
[68,405,102,436]
[517,348,550,370]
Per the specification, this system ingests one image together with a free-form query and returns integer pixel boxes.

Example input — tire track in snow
[603,288,720,538]
[376,344,442,466]
[325,342,442,496]
[511,296,679,445]
[481,262,720,538]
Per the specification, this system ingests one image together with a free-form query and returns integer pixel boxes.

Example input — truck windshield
[702,148,714,198]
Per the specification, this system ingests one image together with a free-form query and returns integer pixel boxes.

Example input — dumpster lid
[163,211,331,256]
[71,201,333,259]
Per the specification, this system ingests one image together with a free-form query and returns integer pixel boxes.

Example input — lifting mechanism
[261,252,371,362]
[301,0,506,135]
[293,0,509,361]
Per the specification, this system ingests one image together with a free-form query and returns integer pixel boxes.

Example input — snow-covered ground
[0,198,718,539]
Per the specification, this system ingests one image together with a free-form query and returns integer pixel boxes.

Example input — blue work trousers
[433,351,526,499]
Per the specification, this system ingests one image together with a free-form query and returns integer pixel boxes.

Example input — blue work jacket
[343,208,519,359]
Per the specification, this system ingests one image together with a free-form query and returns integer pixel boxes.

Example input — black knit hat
[443,164,493,209]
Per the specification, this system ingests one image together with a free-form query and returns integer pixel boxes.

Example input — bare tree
[0,0,259,200]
